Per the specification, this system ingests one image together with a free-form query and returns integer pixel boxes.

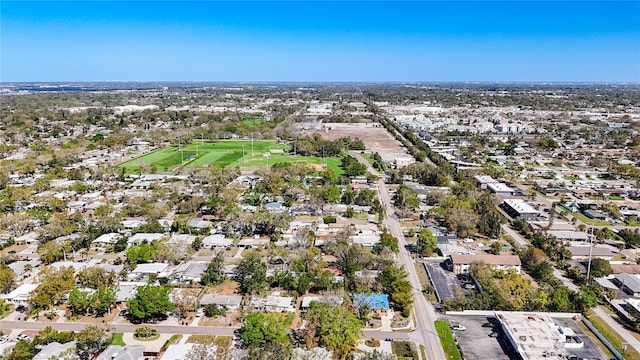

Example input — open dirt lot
[299,122,409,162]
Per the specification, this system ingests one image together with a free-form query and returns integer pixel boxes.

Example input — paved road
[501,224,529,248]
[592,306,640,354]
[0,320,238,336]
[351,151,446,360]
[552,268,580,292]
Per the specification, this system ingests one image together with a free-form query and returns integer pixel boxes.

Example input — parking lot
[446,315,515,360]
[446,314,607,360]
[424,260,462,302]
[551,317,607,360]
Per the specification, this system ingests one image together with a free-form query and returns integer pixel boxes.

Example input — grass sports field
[120,140,342,174]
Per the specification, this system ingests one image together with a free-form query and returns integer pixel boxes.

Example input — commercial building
[501,199,539,221]
[487,182,515,196]
[497,312,584,360]
[450,253,522,274]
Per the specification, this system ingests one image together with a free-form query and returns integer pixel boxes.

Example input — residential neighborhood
[0,83,639,360]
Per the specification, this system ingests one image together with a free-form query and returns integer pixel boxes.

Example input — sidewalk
[592,306,640,353]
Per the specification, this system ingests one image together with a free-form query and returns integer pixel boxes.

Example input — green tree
[94,286,116,316]
[373,232,399,254]
[416,228,437,256]
[203,304,227,317]
[237,252,269,295]
[125,242,157,263]
[37,240,66,264]
[0,265,15,293]
[75,325,114,360]
[77,267,116,289]
[354,189,377,206]
[4,340,35,360]
[200,251,225,286]
[475,193,504,238]
[30,267,75,309]
[344,207,356,218]
[393,185,420,210]
[589,258,613,278]
[304,302,362,359]
[68,287,93,316]
[192,237,203,251]
[240,312,292,348]
[113,237,127,252]
[127,285,174,323]
[377,265,414,316]
[32,326,74,346]
[549,286,574,312]
[322,186,342,203]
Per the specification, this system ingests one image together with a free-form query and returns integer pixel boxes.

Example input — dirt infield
[299,122,409,162]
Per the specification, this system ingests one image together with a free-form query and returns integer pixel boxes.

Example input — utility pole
[586,226,594,285]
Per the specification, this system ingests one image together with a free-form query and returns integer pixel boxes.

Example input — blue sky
[2,1,639,82]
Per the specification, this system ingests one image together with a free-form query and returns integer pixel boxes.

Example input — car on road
[0,335,9,343]
[451,325,466,331]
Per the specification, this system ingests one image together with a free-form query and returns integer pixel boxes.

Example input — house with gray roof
[33,341,78,360]
[129,263,169,281]
[96,345,145,360]
[614,273,640,297]
[174,261,208,283]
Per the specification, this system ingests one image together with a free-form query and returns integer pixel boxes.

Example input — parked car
[482,322,493,328]
[451,325,466,331]
[489,331,499,337]
[0,335,9,343]
[16,334,31,341]
[195,309,204,317]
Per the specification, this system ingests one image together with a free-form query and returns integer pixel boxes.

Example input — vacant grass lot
[120,140,343,174]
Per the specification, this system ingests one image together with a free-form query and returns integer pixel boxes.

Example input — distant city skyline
[2,1,639,83]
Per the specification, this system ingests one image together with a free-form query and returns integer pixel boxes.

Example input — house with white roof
[15,231,40,245]
[249,295,296,312]
[92,232,120,247]
[199,294,242,311]
[2,283,38,305]
[49,261,86,273]
[202,234,233,248]
[127,232,164,247]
